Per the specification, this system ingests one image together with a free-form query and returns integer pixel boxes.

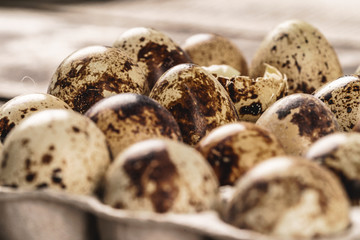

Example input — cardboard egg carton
[0,187,359,240]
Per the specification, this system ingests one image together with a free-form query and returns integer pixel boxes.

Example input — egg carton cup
[0,187,359,240]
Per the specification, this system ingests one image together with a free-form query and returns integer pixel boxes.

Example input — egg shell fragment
[224,156,350,239]
[48,45,148,114]
[196,122,285,186]
[256,93,340,156]
[217,64,288,122]
[0,109,111,195]
[85,93,182,159]
[183,33,248,75]
[314,75,360,131]
[0,93,71,143]
[306,132,360,205]
[250,19,343,94]
[202,64,240,78]
[355,66,360,75]
[103,138,219,213]
[149,63,239,146]
[113,27,191,90]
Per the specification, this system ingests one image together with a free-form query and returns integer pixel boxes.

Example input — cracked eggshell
[0,109,111,195]
[202,64,240,78]
[256,93,340,156]
[306,132,360,205]
[196,122,285,186]
[314,75,360,131]
[183,33,248,75]
[113,27,191,90]
[85,93,182,159]
[355,66,360,75]
[47,45,148,114]
[250,19,343,94]
[0,93,71,143]
[103,138,219,213]
[149,63,239,146]
[224,156,351,238]
[217,64,288,122]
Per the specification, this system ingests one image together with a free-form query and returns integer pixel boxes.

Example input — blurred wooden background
[1,0,359,103]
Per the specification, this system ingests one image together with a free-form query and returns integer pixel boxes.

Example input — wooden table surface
[1,0,360,102]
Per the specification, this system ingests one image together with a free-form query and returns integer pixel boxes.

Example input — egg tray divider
[0,187,359,240]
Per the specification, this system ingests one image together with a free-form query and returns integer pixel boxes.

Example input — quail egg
[48,45,148,114]
[314,75,360,131]
[353,119,360,132]
[149,63,239,146]
[196,122,285,186]
[250,19,343,94]
[103,138,219,213]
[217,64,288,122]
[256,93,340,156]
[224,156,350,238]
[306,132,360,205]
[85,93,182,159]
[113,27,191,90]
[182,33,248,75]
[0,93,71,143]
[0,109,111,195]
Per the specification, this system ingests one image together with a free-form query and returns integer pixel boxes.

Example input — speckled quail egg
[306,132,360,205]
[196,122,285,186]
[224,156,350,239]
[217,64,288,122]
[0,93,71,143]
[202,64,240,78]
[182,33,248,75]
[353,119,360,132]
[149,63,239,146]
[103,138,219,213]
[113,27,191,90]
[47,45,148,114]
[0,109,111,195]
[250,19,343,94]
[85,93,182,159]
[314,75,360,131]
[256,93,340,156]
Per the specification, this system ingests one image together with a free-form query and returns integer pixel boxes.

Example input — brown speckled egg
[0,93,71,143]
[103,138,219,213]
[0,109,111,195]
[353,119,360,132]
[196,122,285,186]
[256,93,340,156]
[217,64,288,122]
[149,63,239,146]
[182,33,248,75]
[85,93,182,159]
[306,132,360,205]
[113,27,191,90]
[224,156,350,238]
[250,19,343,94]
[47,45,148,114]
[314,75,360,131]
